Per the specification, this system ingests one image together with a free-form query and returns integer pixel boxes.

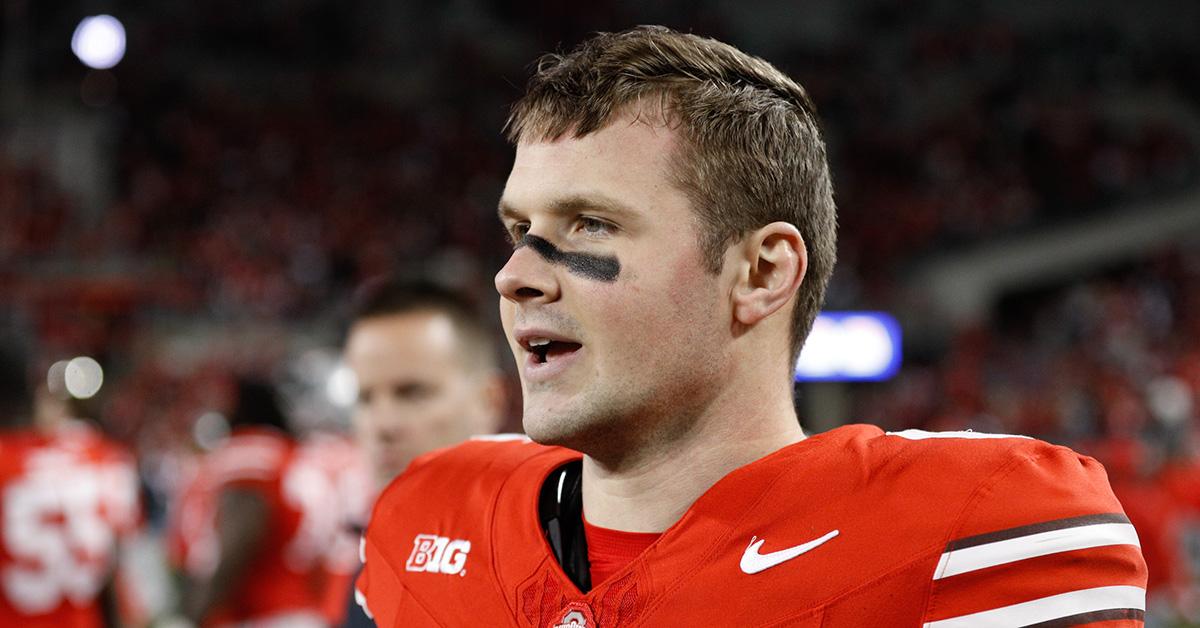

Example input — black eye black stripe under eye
[518,234,621,282]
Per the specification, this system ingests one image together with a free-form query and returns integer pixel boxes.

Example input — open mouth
[526,338,583,364]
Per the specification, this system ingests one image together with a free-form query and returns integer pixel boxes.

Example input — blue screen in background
[794,312,902,382]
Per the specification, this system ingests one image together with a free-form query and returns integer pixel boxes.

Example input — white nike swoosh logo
[739,529,840,574]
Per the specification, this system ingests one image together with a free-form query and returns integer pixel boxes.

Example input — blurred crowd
[2,0,1200,624]
[855,245,1200,620]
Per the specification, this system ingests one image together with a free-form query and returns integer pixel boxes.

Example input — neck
[580,371,803,533]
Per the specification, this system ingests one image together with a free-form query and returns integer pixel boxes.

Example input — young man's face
[496,115,733,454]
[344,311,494,486]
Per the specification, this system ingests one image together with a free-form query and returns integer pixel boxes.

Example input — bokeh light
[71,15,127,70]
[64,356,104,399]
[795,313,902,382]
[46,360,69,397]
[193,412,230,451]
[840,315,896,378]
[326,364,358,408]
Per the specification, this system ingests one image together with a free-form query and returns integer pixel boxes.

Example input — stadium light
[64,356,104,399]
[794,312,902,382]
[71,15,126,70]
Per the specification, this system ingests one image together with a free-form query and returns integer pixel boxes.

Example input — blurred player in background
[34,366,145,625]
[172,378,341,627]
[0,344,140,627]
[297,423,371,627]
[336,277,506,625]
[356,26,1148,626]
[344,277,506,489]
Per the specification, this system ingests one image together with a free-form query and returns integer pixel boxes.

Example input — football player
[357,26,1148,626]
[299,430,372,627]
[174,378,336,627]
[336,278,506,625]
[0,345,139,627]
[35,370,144,625]
[344,277,506,489]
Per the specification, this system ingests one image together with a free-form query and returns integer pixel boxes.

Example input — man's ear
[731,222,807,327]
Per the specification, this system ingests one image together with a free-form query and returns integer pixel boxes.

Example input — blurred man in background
[173,378,339,627]
[344,278,507,488]
[0,344,140,627]
[336,278,507,626]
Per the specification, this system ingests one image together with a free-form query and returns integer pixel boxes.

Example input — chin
[520,410,572,447]
[521,403,597,450]
[521,402,633,458]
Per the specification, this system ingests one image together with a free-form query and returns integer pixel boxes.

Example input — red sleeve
[356,529,442,627]
[921,444,1148,627]
[354,534,385,625]
[206,442,284,497]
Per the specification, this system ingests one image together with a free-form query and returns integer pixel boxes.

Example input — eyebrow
[497,193,638,223]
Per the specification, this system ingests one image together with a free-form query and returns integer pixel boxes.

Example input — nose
[376,421,412,447]
[495,242,561,304]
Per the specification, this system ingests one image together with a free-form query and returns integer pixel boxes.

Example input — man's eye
[393,382,433,401]
[577,217,615,236]
[507,223,530,244]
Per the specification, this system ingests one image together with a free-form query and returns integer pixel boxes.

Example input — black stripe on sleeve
[946,513,1131,552]
[1021,607,1143,627]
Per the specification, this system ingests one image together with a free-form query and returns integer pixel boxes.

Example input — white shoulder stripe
[354,588,374,620]
[210,466,276,483]
[887,428,1031,441]
[923,585,1144,628]
[469,433,532,443]
[935,523,1140,579]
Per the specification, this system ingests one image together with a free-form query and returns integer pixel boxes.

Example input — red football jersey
[357,425,1147,627]
[52,420,141,537]
[169,427,342,626]
[0,427,138,628]
[296,432,373,625]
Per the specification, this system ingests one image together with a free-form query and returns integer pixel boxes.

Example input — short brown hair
[507,25,837,364]
[347,276,498,372]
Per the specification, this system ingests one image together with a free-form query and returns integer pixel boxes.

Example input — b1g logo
[405,534,471,575]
